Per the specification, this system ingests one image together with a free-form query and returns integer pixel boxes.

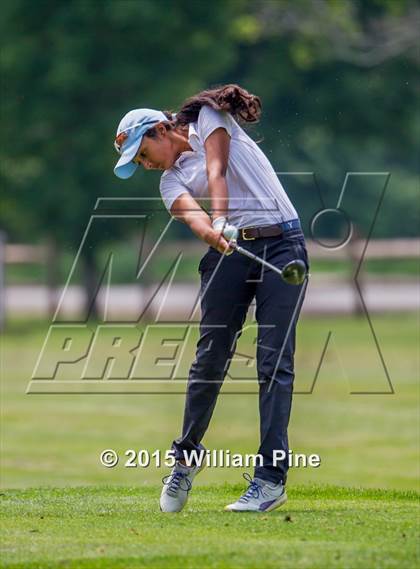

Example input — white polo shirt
[159,105,299,229]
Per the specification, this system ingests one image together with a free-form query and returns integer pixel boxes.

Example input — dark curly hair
[145,83,261,139]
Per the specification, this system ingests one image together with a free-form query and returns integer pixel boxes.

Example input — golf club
[222,225,308,285]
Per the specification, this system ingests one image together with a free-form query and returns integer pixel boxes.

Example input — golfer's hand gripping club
[211,216,238,255]
[222,223,307,285]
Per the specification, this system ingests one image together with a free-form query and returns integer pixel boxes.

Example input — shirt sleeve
[159,171,190,219]
[197,105,233,144]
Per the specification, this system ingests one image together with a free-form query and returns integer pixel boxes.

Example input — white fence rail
[0,238,418,324]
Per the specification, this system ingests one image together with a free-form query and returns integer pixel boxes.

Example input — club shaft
[229,242,284,277]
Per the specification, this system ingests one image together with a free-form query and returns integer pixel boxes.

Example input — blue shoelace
[238,472,265,503]
[162,470,192,497]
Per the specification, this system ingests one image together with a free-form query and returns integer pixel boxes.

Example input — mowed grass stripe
[1,485,419,569]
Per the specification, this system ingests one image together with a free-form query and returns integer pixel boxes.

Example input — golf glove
[212,216,236,255]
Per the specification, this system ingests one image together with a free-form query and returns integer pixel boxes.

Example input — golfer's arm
[170,192,216,245]
[169,127,230,243]
[204,127,231,221]
[207,174,229,222]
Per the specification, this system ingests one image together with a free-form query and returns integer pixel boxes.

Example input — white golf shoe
[160,460,205,513]
[224,473,287,513]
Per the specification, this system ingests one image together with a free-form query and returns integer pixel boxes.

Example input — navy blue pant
[171,226,309,484]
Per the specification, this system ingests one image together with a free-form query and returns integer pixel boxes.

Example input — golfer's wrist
[202,226,224,247]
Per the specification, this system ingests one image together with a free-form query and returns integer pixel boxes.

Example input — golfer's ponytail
[175,84,262,126]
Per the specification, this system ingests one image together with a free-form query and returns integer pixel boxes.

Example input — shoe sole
[264,492,287,512]
[224,492,287,513]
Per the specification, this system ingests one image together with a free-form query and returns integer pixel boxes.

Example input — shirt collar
[188,121,199,146]
[172,122,199,167]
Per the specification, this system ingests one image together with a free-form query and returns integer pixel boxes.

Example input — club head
[281,260,307,285]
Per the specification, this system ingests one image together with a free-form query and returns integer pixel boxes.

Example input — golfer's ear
[204,127,231,178]
[157,122,167,137]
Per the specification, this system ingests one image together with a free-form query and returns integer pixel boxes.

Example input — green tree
[0,0,245,314]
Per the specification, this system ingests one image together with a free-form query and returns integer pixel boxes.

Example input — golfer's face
[133,127,173,171]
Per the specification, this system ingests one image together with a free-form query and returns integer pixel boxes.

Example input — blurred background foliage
[1,0,419,254]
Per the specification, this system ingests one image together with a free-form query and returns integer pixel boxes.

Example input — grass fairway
[2,315,418,490]
[1,315,419,567]
[1,485,418,568]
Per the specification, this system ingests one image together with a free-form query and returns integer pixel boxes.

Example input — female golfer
[113,84,309,513]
